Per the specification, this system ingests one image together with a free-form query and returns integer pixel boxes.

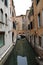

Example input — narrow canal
[4,37,39,65]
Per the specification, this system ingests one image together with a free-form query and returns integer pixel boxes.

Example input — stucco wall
[0,0,13,60]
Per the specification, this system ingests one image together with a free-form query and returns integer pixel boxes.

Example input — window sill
[0,21,5,25]
[0,21,8,26]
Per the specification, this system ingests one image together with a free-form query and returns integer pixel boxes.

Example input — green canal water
[4,38,39,65]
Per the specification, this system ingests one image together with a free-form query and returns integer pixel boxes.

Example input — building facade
[26,0,43,64]
[16,16,22,31]
[25,10,30,30]
[15,15,26,34]
[33,0,43,58]
[0,0,16,65]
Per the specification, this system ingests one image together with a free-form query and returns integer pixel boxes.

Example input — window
[30,22,33,29]
[34,35,36,47]
[39,36,41,47]
[42,10,43,27]
[5,14,7,25]
[13,22,16,29]
[10,7,11,14]
[12,0,14,6]
[30,36,31,42]
[12,32,14,42]
[38,13,41,28]
[12,12,14,17]
[22,24,24,30]
[36,0,40,5]
[28,24,30,30]
[0,9,3,22]
[5,0,8,7]
[0,32,5,47]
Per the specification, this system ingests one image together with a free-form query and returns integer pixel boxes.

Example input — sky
[14,0,32,16]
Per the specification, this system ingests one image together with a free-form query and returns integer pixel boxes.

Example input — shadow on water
[4,37,39,65]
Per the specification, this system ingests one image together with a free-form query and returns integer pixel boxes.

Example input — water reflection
[4,38,38,65]
[17,56,27,65]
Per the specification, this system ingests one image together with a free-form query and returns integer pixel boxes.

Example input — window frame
[13,22,16,29]
[5,0,8,7]
[0,32,5,48]
[5,14,7,25]
[38,13,41,28]
[30,22,33,29]
[12,32,14,43]
[39,36,41,47]
[36,0,40,5]
[0,9,3,22]
[42,9,43,27]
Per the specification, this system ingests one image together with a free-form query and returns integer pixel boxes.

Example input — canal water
[4,38,38,65]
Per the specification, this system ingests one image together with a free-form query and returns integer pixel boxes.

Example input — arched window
[5,14,7,25]
[38,13,41,28]
[13,22,16,29]
[5,0,8,7]
[0,9,3,22]
[36,0,40,5]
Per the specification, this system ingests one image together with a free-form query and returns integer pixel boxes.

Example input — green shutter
[0,34,4,47]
